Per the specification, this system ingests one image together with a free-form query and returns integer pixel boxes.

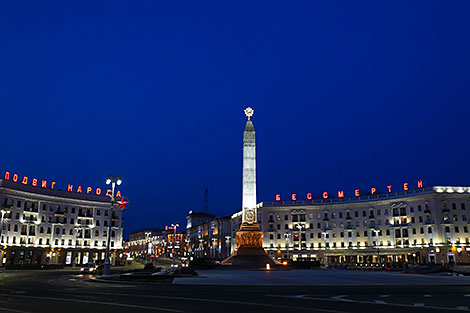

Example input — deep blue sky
[1,1,470,236]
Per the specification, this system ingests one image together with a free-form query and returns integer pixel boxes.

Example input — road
[0,269,469,313]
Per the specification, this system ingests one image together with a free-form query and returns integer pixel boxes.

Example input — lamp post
[373,228,380,265]
[171,223,179,267]
[103,175,122,276]
[296,224,303,251]
[284,233,291,260]
[225,236,231,258]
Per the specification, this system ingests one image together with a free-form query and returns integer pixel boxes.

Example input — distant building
[0,179,124,267]
[127,229,161,257]
[128,227,184,260]
[186,211,215,229]
[231,186,470,265]
[186,211,232,260]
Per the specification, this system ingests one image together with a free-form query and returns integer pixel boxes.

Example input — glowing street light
[171,223,179,267]
[102,175,122,276]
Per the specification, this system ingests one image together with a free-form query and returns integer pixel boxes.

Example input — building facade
[0,179,124,267]
[127,228,184,260]
[231,186,470,265]
[186,211,232,260]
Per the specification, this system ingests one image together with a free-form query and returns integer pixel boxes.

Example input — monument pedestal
[221,223,281,268]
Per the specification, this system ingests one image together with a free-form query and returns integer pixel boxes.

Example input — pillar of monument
[241,107,257,227]
[221,107,280,267]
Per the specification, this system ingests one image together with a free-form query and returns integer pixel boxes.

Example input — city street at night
[2,1,470,312]
[0,269,469,313]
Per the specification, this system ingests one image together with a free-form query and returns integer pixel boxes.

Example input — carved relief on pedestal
[236,230,263,248]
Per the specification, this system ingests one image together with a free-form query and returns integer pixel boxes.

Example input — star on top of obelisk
[244,107,254,120]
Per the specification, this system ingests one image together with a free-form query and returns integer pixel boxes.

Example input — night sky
[1,1,470,237]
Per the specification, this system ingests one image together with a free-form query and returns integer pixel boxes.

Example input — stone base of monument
[221,224,282,269]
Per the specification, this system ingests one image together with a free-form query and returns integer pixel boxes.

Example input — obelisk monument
[241,107,258,227]
[221,107,279,267]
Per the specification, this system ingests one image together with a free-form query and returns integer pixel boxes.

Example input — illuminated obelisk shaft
[242,107,257,225]
[221,107,279,267]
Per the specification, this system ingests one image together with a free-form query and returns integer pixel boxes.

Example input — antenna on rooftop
[203,188,209,212]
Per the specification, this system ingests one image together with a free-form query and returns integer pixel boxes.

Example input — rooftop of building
[260,186,470,208]
[0,179,111,204]
[186,211,215,218]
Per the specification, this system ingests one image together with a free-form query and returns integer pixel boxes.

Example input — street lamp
[103,175,122,276]
[284,233,291,260]
[225,236,231,258]
[296,224,303,251]
[373,228,381,265]
[171,223,179,267]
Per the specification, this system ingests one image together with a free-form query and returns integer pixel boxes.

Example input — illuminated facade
[127,228,184,260]
[0,179,123,267]
[231,186,470,265]
[186,212,232,260]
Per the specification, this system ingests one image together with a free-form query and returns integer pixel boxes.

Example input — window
[418,205,422,212]
[339,212,343,218]
[455,226,460,233]
[269,234,274,240]
[284,224,288,230]
[384,209,389,215]
[40,227,44,234]
[104,210,108,217]
[410,206,414,212]
[47,227,51,234]
[362,211,366,217]
[277,224,280,230]
[14,225,18,232]
[284,215,288,220]
[69,229,73,235]
[452,203,457,210]
[355,211,359,217]
[70,218,74,224]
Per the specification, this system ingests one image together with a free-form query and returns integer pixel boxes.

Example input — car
[81,262,98,273]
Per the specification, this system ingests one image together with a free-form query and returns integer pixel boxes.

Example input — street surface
[0,269,468,313]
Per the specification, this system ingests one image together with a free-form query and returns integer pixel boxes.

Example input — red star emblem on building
[116,198,128,209]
